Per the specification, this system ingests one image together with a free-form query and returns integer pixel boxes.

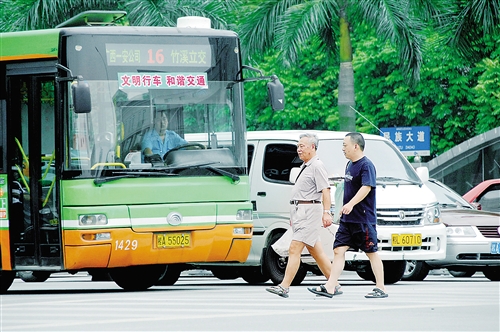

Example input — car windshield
[426,179,473,209]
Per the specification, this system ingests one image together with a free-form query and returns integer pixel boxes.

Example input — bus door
[6,65,62,270]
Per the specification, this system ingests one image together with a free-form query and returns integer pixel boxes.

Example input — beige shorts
[289,204,323,247]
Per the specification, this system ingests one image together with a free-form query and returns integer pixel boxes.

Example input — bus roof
[0,29,60,61]
[1,25,238,63]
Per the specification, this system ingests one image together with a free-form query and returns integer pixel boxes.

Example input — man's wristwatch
[324,209,331,215]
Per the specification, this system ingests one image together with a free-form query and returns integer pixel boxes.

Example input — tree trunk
[337,10,355,132]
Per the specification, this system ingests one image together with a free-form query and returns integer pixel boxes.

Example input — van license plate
[391,234,422,246]
[491,242,500,254]
[156,233,191,248]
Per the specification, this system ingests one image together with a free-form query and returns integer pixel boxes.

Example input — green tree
[238,0,447,132]
[0,0,240,32]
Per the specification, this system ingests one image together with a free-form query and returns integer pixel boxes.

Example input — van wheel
[356,261,405,284]
[241,267,269,284]
[0,271,15,293]
[156,265,183,285]
[264,233,307,286]
[109,265,164,291]
[402,261,430,281]
[18,271,51,282]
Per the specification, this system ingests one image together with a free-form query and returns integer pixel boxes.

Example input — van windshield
[317,139,421,183]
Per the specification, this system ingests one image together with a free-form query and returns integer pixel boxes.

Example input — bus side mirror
[267,76,285,111]
[72,79,91,113]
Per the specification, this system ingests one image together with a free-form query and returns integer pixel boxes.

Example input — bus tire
[482,268,499,281]
[241,267,269,284]
[156,265,183,285]
[0,271,15,293]
[18,271,51,282]
[402,261,430,281]
[109,265,164,291]
[211,267,239,280]
[355,260,405,284]
[448,269,476,278]
[264,232,307,286]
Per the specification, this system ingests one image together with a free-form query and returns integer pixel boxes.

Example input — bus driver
[141,111,187,162]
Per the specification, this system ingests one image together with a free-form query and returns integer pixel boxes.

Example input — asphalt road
[1,271,498,331]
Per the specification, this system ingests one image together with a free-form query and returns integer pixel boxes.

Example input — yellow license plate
[156,233,191,249]
[391,233,422,246]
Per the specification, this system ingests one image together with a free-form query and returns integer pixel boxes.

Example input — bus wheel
[448,269,476,278]
[264,233,307,286]
[156,265,183,285]
[356,261,405,284]
[241,267,269,284]
[211,267,239,280]
[18,271,51,282]
[0,271,15,293]
[109,265,164,291]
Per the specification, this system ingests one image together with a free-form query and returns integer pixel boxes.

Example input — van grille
[377,208,424,226]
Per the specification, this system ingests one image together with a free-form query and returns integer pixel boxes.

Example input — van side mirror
[72,78,91,113]
[416,166,429,182]
[289,167,300,184]
[267,75,285,111]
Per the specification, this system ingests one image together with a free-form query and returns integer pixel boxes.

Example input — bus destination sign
[106,43,212,67]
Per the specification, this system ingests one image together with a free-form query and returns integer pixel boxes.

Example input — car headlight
[423,204,441,225]
[446,226,476,237]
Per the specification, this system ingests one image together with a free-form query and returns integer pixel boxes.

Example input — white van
[188,130,447,285]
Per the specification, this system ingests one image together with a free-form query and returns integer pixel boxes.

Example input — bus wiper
[94,170,175,186]
[376,176,422,187]
[202,165,240,183]
[168,161,240,183]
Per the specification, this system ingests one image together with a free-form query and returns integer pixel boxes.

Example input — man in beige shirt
[266,133,333,298]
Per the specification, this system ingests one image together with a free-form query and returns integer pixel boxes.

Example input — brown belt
[290,200,321,205]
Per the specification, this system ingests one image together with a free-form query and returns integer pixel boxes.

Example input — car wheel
[264,232,307,286]
[482,268,500,281]
[448,269,476,278]
[18,271,51,282]
[402,261,430,281]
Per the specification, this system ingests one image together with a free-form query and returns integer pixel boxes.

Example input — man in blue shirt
[141,111,187,162]
[308,132,388,299]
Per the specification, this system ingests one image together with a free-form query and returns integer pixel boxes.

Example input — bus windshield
[63,32,245,177]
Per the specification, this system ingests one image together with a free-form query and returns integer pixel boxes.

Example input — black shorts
[333,222,378,253]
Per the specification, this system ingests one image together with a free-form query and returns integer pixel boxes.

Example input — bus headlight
[79,214,108,226]
[423,204,441,225]
[236,209,252,221]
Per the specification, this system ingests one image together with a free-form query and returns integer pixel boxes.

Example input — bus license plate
[391,233,422,247]
[491,242,500,254]
[156,233,191,249]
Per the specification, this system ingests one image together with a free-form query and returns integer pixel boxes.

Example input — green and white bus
[0,11,284,292]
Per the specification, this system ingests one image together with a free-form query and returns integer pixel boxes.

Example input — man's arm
[321,187,332,227]
[341,185,371,215]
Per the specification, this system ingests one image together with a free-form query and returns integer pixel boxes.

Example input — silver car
[404,179,500,281]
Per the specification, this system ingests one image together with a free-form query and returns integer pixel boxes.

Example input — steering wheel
[163,143,206,161]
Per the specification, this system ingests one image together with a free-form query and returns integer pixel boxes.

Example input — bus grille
[376,208,424,226]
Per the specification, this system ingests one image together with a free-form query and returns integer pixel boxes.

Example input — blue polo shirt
[141,129,187,160]
[342,156,377,225]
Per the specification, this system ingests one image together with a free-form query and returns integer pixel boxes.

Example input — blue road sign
[380,126,430,156]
